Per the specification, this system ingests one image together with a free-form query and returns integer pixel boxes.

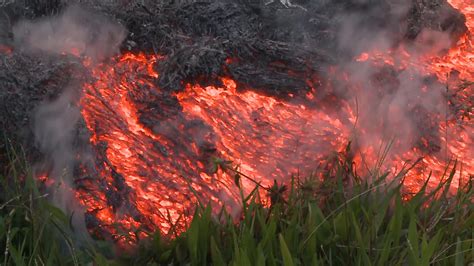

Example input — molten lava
[177,78,353,189]
[352,0,473,193]
[78,53,355,244]
[432,0,474,81]
[401,0,473,192]
[75,1,473,245]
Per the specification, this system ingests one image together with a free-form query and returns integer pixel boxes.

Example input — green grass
[0,143,473,265]
[0,143,104,265]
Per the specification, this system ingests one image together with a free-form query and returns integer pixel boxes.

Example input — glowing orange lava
[78,53,356,244]
[431,0,474,81]
[399,0,474,192]
[177,78,353,191]
[75,1,473,245]
[351,0,473,193]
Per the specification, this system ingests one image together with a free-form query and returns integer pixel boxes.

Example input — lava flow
[75,1,473,246]
[351,0,473,193]
[432,0,474,81]
[396,0,473,193]
[78,53,355,245]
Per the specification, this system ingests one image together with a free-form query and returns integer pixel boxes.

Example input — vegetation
[0,143,472,265]
[0,144,83,265]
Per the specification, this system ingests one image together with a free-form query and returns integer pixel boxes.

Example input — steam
[264,0,460,179]
[330,1,455,177]
[13,5,126,239]
[5,0,468,244]
[235,0,459,182]
[33,88,81,198]
[13,5,125,60]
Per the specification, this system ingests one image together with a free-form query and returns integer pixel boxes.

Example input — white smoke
[13,4,125,60]
[331,1,454,177]
[13,4,126,240]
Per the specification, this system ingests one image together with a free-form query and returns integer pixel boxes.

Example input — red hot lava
[74,1,473,246]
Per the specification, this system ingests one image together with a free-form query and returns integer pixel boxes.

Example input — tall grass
[117,152,473,265]
[1,143,473,265]
[0,143,98,265]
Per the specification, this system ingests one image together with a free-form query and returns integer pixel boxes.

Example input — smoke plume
[13,4,125,60]
[12,4,126,238]
[329,0,457,180]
